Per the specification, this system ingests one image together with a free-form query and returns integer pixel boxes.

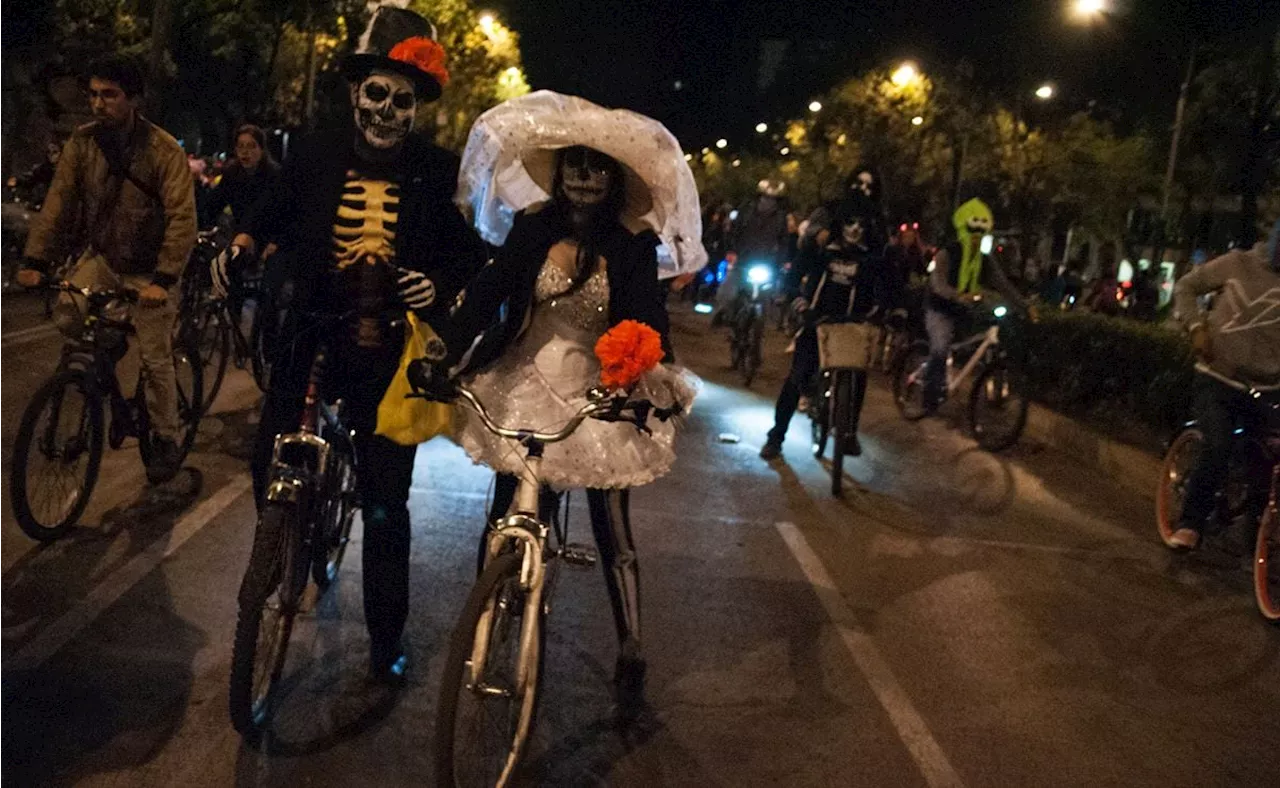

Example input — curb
[1024,403,1162,501]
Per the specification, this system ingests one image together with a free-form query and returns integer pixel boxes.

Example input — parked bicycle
[808,318,877,496]
[228,314,360,739]
[1156,385,1280,622]
[9,281,203,541]
[892,301,1030,452]
[414,371,680,788]
[727,262,775,387]
[177,232,273,411]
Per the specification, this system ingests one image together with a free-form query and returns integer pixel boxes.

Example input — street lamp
[701,147,710,155]
[478,12,496,32]
[808,100,822,113]
[891,61,918,87]
[732,159,741,168]
[780,146,790,155]
[1070,0,1106,22]
[1035,84,1055,100]
[715,138,728,149]
[684,153,692,162]
[755,122,768,133]
[911,115,924,126]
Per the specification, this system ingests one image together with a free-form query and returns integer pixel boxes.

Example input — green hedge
[1005,311,1195,436]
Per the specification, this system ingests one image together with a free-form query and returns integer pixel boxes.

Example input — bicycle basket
[816,322,877,369]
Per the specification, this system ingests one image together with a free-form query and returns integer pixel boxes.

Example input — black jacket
[440,208,672,370]
[800,240,887,322]
[200,161,280,228]
[240,128,486,334]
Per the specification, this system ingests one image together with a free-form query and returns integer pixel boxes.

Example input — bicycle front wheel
[229,503,305,739]
[829,369,850,496]
[436,550,544,788]
[1253,494,1279,623]
[187,303,230,414]
[10,371,104,541]
[742,315,764,387]
[892,342,931,421]
[969,362,1029,452]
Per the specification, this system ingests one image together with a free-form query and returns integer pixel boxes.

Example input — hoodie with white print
[1173,222,1280,391]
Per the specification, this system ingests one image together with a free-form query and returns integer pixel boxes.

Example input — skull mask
[351,70,417,151]
[559,146,614,209]
[841,218,865,247]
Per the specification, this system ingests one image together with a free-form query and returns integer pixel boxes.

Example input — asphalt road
[2,293,1277,787]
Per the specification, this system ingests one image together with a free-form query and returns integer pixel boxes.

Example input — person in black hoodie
[432,144,695,716]
[761,204,888,460]
[231,6,487,682]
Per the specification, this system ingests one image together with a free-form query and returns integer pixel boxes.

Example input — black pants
[251,341,417,655]
[767,327,867,443]
[488,474,642,648]
[1179,374,1276,532]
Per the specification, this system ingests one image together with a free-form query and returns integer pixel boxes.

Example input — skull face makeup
[841,218,865,247]
[559,146,614,209]
[351,70,417,151]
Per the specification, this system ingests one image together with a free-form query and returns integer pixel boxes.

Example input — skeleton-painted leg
[586,488,642,648]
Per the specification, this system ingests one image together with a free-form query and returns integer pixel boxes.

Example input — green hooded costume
[952,198,994,295]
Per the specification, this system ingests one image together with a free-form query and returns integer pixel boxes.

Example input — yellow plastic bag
[376,313,454,446]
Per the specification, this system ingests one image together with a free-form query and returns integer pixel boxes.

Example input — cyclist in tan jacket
[19,56,197,483]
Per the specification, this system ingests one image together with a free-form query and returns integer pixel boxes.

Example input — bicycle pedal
[562,543,598,568]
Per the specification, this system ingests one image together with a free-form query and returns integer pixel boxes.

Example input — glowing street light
[755,122,768,133]
[478,12,496,32]
[1070,0,1106,23]
[1035,84,1055,100]
[780,146,790,155]
[732,159,741,168]
[715,138,728,149]
[891,61,918,87]
[701,147,710,155]
[684,153,693,162]
[911,115,924,126]
[808,100,822,113]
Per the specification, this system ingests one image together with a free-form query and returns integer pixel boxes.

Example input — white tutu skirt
[458,328,697,490]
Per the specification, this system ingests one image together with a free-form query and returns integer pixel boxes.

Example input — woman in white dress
[436,144,694,715]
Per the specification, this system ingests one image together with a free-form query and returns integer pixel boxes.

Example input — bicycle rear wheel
[10,371,104,541]
[1156,428,1203,547]
[187,302,230,414]
[229,503,306,739]
[1253,493,1279,623]
[969,362,1030,452]
[829,369,850,496]
[892,342,931,421]
[436,550,544,788]
[313,449,357,589]
[138,329,203,467]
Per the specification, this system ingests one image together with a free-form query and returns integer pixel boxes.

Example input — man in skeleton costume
[234,4,486,682]
[923,198,1026,413]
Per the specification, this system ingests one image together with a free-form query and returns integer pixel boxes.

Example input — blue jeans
[924,308,955,408]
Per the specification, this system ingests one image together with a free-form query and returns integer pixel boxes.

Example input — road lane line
[775,521,966,788]
[2,322,58,348]
[8,474,252,672]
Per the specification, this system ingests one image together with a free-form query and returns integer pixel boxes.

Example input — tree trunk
[147,0,173,120]
[1239,28,1278,248]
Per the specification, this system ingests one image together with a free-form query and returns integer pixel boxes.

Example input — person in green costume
[922,198,1028,412]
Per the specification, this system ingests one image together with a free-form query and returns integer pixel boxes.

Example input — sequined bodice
[534,258,610,335]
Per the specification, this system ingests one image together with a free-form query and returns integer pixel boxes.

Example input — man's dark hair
[86,55,146,98]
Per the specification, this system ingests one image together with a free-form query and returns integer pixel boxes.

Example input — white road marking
[7,475,252,671]
[2,322,59,348]
[775,521,966,788]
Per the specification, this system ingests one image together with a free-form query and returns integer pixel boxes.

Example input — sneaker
[1168,527,1200,550]
[370,641,408,686]
[760,438,783,460]
[146,436,182,485]
[847,435,862,457]
[614,638,647,720]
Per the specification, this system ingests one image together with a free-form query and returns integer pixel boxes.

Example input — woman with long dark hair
[436,142,695,716]
[203,124,279,227]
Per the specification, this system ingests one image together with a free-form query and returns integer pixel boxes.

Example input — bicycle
[727,262,774,387]
[808,318,877,497]
[9,281,203,541]
[418,374,680,787]
[228,315,360,739]
[177,233,273,412]
[892,302,1030,452]
[1155,385,1280,622]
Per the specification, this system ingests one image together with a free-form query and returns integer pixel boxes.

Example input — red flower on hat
[389,36,450,87]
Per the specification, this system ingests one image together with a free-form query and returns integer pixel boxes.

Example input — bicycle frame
[944,325,1000,395]
[265,345,356,507]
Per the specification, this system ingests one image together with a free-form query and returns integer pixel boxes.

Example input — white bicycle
[410,367,680,788]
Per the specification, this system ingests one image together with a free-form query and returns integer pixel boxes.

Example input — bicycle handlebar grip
[407,357,457,402]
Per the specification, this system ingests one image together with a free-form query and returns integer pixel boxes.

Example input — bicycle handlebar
[38,280,139,305]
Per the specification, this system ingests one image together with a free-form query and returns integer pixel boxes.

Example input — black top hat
[342,5,448,102]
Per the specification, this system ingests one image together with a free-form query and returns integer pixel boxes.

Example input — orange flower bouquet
[594,320,665,391]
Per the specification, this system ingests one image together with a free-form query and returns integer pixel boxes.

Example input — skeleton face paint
[351,70,417,151]
[842,219,865,246]
[559,147,613,208]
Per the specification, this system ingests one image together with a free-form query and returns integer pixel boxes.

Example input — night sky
[497,0,1278,150]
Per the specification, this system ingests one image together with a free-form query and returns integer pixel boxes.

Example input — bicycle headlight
[747,264,773,286]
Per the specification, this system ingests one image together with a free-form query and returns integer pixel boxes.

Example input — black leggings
[487,474,642,648]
